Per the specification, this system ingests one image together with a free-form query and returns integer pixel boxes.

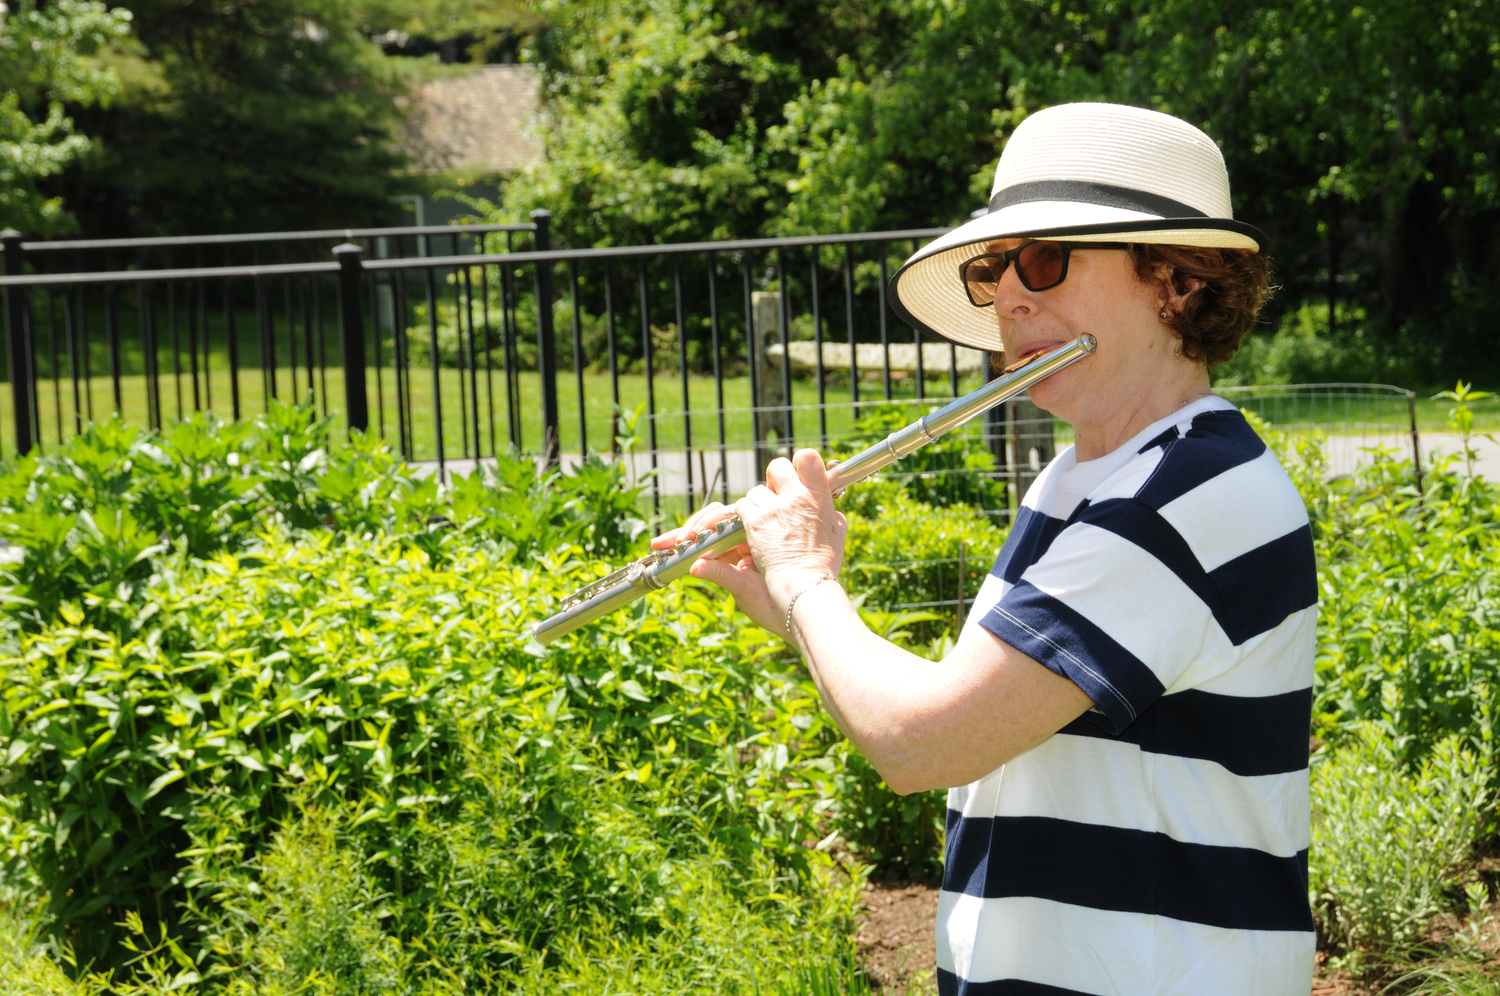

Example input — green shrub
[0,401,647,640]
[0,900,100,996]
[834,405,1007,512]
[841,481,1006,618]
[1312,449,1500,762]
[0,399,915,990]
[1310,723,1490,959]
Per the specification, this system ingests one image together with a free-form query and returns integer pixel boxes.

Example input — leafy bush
[0,400,914,990]
[18,392,1500,988]
[1312,448,1500,762]
[1309,724,1490,959]
[835,406,1007,512]
[841,481,1005,618]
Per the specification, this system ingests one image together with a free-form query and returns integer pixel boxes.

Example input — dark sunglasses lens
[963,257,1006,305]
[1016,241,1067,289]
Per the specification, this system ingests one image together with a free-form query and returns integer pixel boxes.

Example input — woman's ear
[1158,266,1206,316]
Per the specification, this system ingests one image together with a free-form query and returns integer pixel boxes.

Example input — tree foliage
[0,0,132,235]
[52,0,426,236]
[502,0,1500,382]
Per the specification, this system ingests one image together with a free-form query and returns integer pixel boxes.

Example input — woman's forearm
[787,580,1094,795]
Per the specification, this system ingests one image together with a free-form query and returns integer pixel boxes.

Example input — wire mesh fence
[617,384,1419,625]
[2,222,1427,633]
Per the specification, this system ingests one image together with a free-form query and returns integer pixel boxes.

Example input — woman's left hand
[656,449,847,635]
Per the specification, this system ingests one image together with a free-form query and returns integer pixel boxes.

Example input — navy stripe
[1058,686,1313,777]
[942,815,1313,933]
[938,970,1097,996]
[1134,410,1265,509]
[980,581,1165,733]
[990,506,1069,585]
[1208,525,1319,644]
[1138,425,1179,453]
[1077,500,1316,645]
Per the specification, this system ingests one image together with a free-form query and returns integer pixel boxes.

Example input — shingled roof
[402,64,544,175]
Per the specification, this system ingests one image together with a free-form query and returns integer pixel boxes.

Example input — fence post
[530,209,560,468]
[333,243,369,435]
[983,351,1007,502]
[1407,390,1424,491]
[1,230,34,456]
[751,290,790,478]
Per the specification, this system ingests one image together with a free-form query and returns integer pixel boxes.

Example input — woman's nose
[992,261,1039,318]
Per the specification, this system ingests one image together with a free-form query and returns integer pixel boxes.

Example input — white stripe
[1020,449,1073,514]
[1091,443,1166,501]
[951,734,1310,855]
[971,533,1314,698]
[1157,449,1309,572]
[1171,606,1317,697]
[937,893,1314,995]
[1022,521,1219,688]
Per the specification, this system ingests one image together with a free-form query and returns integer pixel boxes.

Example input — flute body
[531,334,1096,646]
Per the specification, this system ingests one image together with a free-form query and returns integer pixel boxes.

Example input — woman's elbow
[872,757,940,796]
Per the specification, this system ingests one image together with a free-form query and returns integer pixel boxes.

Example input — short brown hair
[1128,244,1272,367]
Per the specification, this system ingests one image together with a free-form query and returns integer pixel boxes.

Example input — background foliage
[0,0,131,235]
[6,0,1499,382]
[496,0,1500,386]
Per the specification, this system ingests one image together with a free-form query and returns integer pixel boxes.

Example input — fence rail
[1,221,1425,526]
[1,216,991,512]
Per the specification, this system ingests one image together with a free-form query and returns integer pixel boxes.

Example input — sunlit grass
[0,364,1483,466]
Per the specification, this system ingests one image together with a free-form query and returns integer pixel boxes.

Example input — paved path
[412,430,1479,498]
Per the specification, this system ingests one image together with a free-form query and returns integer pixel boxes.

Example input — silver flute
[531,333,1096,646]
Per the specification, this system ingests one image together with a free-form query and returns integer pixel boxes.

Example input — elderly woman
[655,103,1315,995]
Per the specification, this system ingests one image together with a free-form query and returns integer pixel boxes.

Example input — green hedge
[0,403,959,992]
[11,398,1500,987]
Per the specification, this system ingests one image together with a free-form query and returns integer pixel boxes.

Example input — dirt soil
[857,880,940,994]
[853,885,1479,996]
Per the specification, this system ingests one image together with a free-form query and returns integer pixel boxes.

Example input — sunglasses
[959,240,1129,306]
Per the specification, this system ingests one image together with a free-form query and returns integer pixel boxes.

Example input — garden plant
[0,398,1498,992]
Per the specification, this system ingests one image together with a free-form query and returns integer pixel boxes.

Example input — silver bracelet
[784,574,838,635]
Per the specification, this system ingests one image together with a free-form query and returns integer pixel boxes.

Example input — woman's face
[988,240,1202,428]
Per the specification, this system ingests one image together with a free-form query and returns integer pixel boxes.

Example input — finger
[792,448,832,500]
[743,485,775,508]
[651,502,730,549]
[834,510,848,532]
[734,495,759,525]
[765,457,798,493]
[690,552,759,593]
[690,555,739,586]
[700,539,751,563]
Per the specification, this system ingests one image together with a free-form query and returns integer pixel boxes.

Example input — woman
[654,102,1315,995]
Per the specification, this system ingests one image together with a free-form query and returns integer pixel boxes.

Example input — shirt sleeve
[978,497,1219,734]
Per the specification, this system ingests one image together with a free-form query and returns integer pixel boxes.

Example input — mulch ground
[855,881,1500,995]
[857,880,940,994]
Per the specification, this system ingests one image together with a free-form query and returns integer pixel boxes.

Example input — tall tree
[0,0,133,235]
[502,0,1500,380]
[50,0,417,236]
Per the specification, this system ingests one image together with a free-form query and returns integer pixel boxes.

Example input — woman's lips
[1016,341,1064,362]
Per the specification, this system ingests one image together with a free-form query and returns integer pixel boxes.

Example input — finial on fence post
[1,230,35,457]
[333,243,370,437]
[530,209,560,469]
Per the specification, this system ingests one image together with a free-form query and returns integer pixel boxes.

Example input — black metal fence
[0,219,1435,629]
[3,215,1075,519]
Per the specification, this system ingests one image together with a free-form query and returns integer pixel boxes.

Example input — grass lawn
[1,363,1488,464]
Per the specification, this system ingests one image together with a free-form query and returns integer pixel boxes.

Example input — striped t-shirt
[938,396,1316,996]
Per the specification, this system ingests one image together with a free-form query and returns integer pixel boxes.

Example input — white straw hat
[888,102,1266,352]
